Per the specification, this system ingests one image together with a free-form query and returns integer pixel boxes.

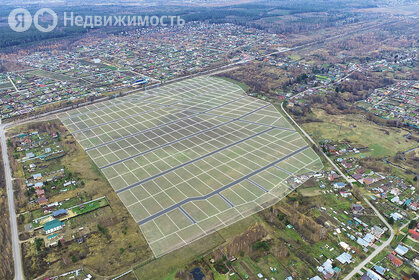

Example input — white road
[0,124,24,280]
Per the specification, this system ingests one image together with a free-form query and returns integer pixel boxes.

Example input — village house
[408,229,419,241]
[52,209,68,219]
[43,219,63,235]
[38,196,48,206]
[386,253,403,267]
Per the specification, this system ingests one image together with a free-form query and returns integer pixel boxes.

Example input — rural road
[280,103,398,280]
[280,102,353,184]
[0,124,24,280]
[342,197,395,280]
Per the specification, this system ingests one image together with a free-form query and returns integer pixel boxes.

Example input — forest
[0,0,381,50]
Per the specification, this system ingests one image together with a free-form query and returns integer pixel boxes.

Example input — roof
[52,209,68,217]
[392,257,403,266]
[395,244,409,256]
[364,269,383,280]
[387,253,403,266]
[364,233,375,243]
[357,237,370,247]
[390,212,403,220]
[43,220,62,231]
[47,233,58,240]
[364,177,374,184]
[339,241,350,250]
[372,226,385,237]
[373,265,385,276]
[336,252,352,264]
[409,229,419,239]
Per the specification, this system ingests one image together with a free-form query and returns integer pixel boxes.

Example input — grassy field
[302,109,416,158]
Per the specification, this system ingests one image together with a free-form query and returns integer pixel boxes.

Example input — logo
[34,8,58,32]
[8,8,58,32]
[8,8,32,32]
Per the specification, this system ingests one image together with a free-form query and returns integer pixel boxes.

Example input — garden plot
[60,76,323,257]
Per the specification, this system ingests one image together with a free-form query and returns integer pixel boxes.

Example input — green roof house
[43,220,63,234]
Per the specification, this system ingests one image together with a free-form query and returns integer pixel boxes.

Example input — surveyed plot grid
[59,76,323,257]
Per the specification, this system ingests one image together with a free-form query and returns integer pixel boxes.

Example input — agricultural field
[60,76,323,257]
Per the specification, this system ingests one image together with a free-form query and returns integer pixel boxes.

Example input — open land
[59,76,323,257]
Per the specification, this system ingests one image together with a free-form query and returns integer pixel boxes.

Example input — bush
[387,217,394,225]
[214,259,228,274]
[34,238,43,252]
[253,241,270,251]
[97,224,108,235]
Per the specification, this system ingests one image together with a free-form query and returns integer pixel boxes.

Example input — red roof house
[409,229,419,241]
[387,253,403,267]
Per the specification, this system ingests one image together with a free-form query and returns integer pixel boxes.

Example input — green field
[302,109,416,158]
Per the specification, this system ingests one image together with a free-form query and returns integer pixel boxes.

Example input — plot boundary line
[137,145,309,225]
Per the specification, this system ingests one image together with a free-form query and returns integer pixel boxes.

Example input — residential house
[373,265,385,276]
[390,212,403,221]
[371,226,385,239]
[38,196,48,206]
[363,233,375,245]
[387,253,403,267]
[336,252,352,264]
[361,270,383,280]
[408,229,419,241]
[318,259,335,279]
[34,182,44,189]
[353,174,363,181]
[43,219,63,234]
[328,172,340,181]
[352,204,364,215]
[395,244,409,256]
[357,237,370,248]
[26,152,35,159]
[333,182,346,189]
[339,242,350,251]
[52,209,68,219]
[364,177,374,185]
[35,189,45,197]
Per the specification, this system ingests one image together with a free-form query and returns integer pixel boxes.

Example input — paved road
[0,124,24,280]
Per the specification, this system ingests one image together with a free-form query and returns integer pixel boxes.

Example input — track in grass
[60,76,323,257]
